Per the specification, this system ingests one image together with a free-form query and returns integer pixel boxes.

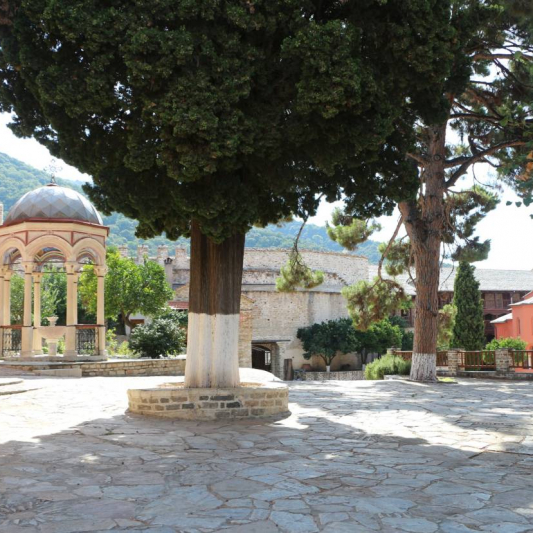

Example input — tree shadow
[0,377,532,532]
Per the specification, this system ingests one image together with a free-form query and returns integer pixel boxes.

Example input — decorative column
[2,269,12,327]
[21,262,34,357]
[32,272,43,354]
[95,266,107,357]
[0,268,4,356]
[64,262,79,360]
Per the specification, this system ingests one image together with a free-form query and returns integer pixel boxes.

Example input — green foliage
[401,330,415,351]
[276,250,324,292]
[486,337,527,351]
[9,272,61,325]
[354,319,404,356]
[79,249,173,328]
[443,187,499,263]
[342,277,408,331]
[379,240,411,277]
[297,318,358,367]
[0,0,456,243]
[451,262,486,350]
[129,317,186,359]
[326,208,381,251]
[105,330,135,358]
[438,303,457,350]
[365,355,411,380]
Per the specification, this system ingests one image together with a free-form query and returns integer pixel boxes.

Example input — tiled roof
[490,313,513,324]
[368,265,533,295]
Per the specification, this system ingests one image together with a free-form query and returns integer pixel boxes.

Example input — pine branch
[445,140,525,187]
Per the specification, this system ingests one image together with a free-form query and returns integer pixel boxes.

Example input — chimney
[118,245,129,258]
[174,246,190,269]
[136,244,149,264]
[0,203,3,225]
[157,245,169,265]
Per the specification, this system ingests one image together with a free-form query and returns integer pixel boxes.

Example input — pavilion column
[3,270,12,327]
[95,266,107,357]
[32,272,43,354]
[64,262,79,360]
[0,268,4,327]
[21,262,34,357]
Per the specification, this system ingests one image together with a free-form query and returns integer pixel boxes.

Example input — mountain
[0,152,381,262]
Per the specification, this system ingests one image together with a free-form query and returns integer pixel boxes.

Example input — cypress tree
[451,262,485,351]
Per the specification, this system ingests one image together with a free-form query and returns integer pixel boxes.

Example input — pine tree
[451,262,485,351]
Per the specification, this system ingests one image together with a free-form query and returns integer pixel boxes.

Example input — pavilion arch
[0,237,30,264]
[72,238,106,266]
[26,235,73,263]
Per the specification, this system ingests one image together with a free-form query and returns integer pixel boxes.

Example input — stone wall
[300,370,364,381]
[127,381,289,420]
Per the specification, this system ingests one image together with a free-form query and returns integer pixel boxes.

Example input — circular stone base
[127,381,289,420]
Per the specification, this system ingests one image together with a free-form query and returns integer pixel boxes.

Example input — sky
[1,112,532,271]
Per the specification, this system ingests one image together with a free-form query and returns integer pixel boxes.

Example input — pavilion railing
[0,325,22,358]
[458,350,496,371]
[510,350,533,370]
[75,325,99,356]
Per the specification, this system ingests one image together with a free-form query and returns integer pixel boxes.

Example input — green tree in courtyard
[0,0,456,388]
[79,249,173,331]
[297,318,359,371]
[327,1,533,381]
[451,262,485,350]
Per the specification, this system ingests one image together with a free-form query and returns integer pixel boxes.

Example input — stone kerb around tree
[127,380,289,421]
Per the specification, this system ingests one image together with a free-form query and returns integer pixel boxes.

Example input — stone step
[0,378,24,387]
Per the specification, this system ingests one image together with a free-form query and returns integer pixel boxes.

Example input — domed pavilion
[0,181,108,360]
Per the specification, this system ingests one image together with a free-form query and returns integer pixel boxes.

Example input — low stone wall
[300,370,364,381]
[81,358,185,377]
[128,381,289,420]
[0,358,186,377]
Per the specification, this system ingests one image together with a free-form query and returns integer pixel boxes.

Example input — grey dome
[4,183,103,226]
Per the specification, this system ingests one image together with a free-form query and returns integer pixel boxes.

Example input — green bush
[485,337,526,351]
[129,318,186,359]
[365,354,411,380]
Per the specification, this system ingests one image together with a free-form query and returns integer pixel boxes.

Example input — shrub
[486,337,527,351]
[365,354,411,380]
[129,318,186,359]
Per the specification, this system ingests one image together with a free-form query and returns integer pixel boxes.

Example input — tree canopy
[79,249,173,329]
[0,0,456,242]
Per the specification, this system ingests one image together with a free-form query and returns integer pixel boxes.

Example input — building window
[518,319,521,335]
[495,293,503,309]
[484,293,495,309]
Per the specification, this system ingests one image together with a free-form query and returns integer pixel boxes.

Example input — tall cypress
[451,262,485,350]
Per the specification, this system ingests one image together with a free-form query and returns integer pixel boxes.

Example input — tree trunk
[184,221,245,388]
[399,124,447,382]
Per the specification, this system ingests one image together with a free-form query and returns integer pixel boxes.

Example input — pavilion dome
[3,183,103,226]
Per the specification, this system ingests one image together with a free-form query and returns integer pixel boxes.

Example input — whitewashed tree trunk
[410,353,437,382]
[184,222,245,389]
[326,365,331,373]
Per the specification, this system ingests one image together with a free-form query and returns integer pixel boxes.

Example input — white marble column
[32,272,43,354]
[95,266,107,357]
[21,262,34,357]
[64,262,79,360]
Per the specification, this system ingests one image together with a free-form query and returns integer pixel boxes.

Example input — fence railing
[0,325,22,358]
[75,325,99,356]
[458,350,496,370]
[510,350,533,370]
[392,351,448,366]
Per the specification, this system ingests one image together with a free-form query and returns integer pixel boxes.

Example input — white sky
[1,112,531,270]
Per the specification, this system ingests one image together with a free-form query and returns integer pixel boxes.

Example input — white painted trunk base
[409,353,437,382]
[184,313,241,388]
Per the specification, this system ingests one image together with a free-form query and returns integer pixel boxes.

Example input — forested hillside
[0,152,381,262]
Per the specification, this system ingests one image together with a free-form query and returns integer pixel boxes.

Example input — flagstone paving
[1,375,532,532]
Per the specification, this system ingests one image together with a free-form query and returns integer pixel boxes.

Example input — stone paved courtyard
[1,375,532,533]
